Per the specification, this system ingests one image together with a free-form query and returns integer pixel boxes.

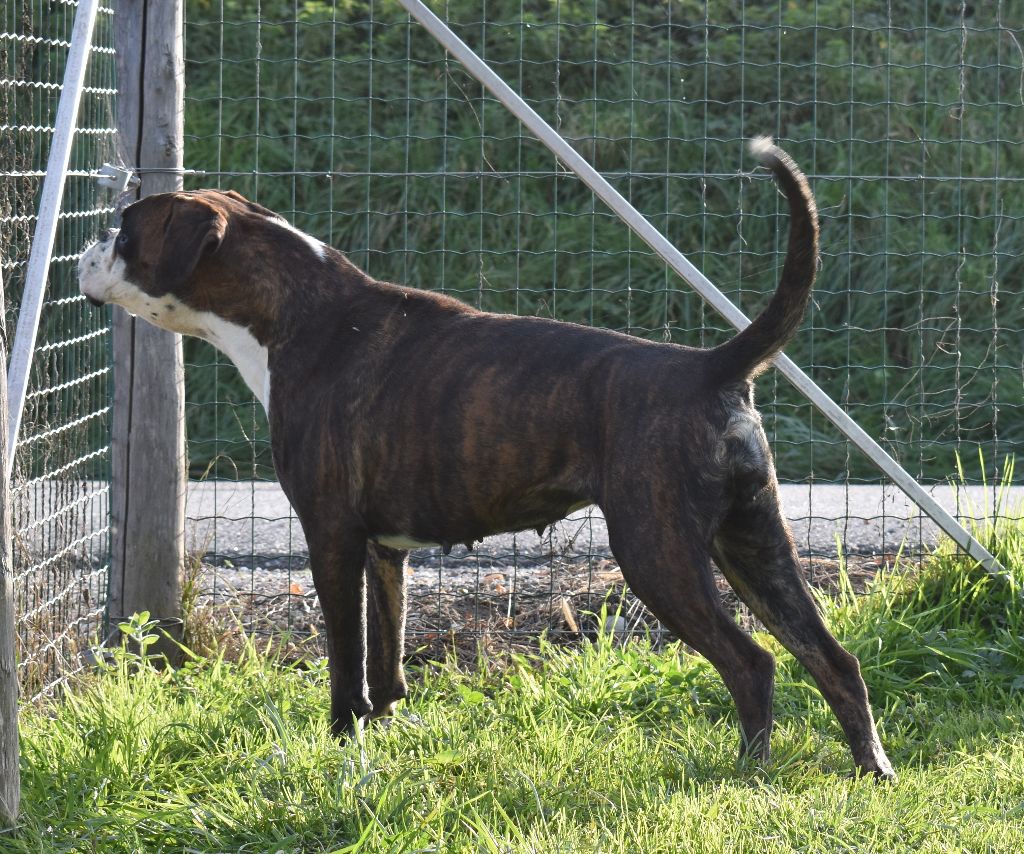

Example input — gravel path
[186,482,1020,567]
[182,482,1021,656]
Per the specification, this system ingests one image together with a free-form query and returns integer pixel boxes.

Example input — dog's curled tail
[709,138,819,383]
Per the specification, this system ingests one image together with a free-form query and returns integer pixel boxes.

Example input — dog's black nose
[85,295,105,308]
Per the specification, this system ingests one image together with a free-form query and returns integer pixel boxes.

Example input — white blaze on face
[78,232,272,413]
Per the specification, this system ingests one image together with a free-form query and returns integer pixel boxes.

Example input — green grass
[11,642,1024,852]
[9,494,1024,852]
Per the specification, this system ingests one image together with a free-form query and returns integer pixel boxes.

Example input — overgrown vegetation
[180,0,1023,481]
[10,483,1024,850]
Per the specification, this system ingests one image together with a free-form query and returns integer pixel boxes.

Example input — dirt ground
[188,551,896,665]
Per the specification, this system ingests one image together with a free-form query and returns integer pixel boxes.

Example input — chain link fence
[1,1,116,697]
[177,0,1022,655]
[3,1,1020,681]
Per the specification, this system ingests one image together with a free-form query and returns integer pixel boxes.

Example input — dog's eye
[115,232,129,250]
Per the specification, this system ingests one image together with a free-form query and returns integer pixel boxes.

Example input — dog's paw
[872,766,898,784]
[849,763,898,784]
[330,702,372,740]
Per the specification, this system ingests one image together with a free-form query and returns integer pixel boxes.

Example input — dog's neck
[187,252,380,412]
[197,312,271,411]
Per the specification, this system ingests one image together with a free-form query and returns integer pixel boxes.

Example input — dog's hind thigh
[711,493,896,780]
[607,520,776,762]
[365,543,409,718]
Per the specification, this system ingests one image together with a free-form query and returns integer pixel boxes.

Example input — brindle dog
[79,139,895,780]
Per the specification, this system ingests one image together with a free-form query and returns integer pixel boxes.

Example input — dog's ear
[153,196,227,294]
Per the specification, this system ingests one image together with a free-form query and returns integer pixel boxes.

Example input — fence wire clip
[95,163,140,194]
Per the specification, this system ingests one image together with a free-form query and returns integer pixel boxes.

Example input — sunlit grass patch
[9,460,1024,851]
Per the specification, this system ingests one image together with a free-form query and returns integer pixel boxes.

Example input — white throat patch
[201,313,271,410]
[135,295,270,412]
[78,234,271,412]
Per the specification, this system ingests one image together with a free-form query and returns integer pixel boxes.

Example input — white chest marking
[201,314,270,412]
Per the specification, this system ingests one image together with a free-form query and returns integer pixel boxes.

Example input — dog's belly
[374,533,442,550]
[370,495,592,552]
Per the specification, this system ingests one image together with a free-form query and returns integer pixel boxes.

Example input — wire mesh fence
[1,1,116,697]
[172,0,1022,655]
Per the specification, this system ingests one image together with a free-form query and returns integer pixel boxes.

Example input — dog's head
[80,191,224,330]
[78,189,319,339]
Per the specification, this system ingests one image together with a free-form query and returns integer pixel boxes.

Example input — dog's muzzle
[78,236,113,307]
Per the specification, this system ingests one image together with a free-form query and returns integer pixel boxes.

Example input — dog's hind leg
[711,489,896,780]
[365,543,409,719]
[606,515,777,762]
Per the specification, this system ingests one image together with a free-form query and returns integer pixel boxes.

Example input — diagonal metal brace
[397,0,1003,575]
[6,0,102,480]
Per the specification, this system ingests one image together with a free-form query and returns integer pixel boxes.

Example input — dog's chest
[199,313,270,410]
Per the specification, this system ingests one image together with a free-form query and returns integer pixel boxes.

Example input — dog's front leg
[306,527,372,737]
[366,543,409,719]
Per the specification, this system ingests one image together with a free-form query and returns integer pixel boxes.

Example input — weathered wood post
[109,0,187,662]
[0,262,20,825]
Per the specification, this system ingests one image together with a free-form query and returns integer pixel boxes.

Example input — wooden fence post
[109,0,187,661]
[0,262,20,826]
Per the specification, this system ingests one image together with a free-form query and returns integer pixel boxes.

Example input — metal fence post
[109,0,187,661]
[0,261,19,825]
[5,0,101,477]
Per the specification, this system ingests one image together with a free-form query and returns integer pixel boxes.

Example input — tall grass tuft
[805,455,1024,706]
